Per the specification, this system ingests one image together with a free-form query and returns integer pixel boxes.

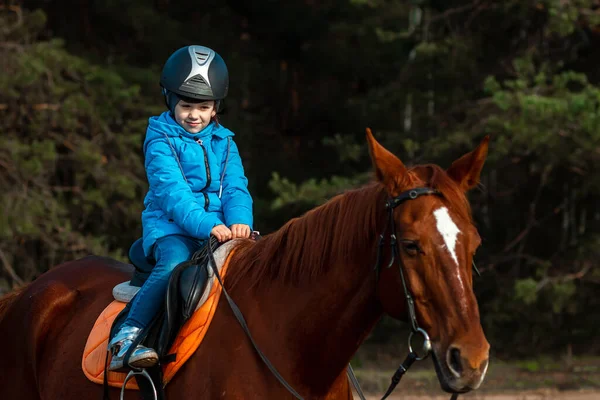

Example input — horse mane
[227,163,473,290]
[226,183,387,290]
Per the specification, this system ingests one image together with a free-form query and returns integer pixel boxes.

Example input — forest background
[1,0,599,393]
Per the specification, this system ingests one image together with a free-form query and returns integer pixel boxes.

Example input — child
[108,45,253,371]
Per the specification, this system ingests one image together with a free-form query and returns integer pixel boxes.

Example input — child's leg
[126,234,203,329]
[109,234,203,370]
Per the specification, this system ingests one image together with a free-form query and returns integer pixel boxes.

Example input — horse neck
[231,186,387,395]
[286,257,384,394]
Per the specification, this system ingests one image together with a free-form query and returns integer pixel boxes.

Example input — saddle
[87,234,259,399]
[82,240,241,398]
[109,236,220,360]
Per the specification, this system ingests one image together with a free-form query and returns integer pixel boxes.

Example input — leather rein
[207,187,463,400]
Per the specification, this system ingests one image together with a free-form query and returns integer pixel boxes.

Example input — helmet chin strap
[162,87,174,115]
[161,89,185,114]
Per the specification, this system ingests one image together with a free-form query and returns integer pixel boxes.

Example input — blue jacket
[141,111,253,256]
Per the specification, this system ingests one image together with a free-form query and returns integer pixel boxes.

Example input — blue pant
[125,234,205,330]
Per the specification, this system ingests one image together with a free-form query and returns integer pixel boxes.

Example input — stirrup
[108,326,159,371]
[121,369,157,400]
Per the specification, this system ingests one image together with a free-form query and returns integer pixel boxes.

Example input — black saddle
[104,234,260,400]
[110,236,219,361]
[104,237,220,400]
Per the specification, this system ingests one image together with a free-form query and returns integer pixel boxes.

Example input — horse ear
[447,136,490,192]
[366,128,407,188]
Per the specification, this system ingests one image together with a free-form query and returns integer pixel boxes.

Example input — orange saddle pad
[82,253,232,390]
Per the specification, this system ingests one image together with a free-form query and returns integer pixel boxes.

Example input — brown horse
[0,130,490,399]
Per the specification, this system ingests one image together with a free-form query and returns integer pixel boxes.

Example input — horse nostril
[448,347,463,377]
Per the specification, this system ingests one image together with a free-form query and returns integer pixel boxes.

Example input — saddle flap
[179,265,209,319]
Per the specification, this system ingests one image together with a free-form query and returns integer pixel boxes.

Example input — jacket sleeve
[220,139,254,228]
[145,137,224,238]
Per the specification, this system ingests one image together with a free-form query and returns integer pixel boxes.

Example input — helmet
[160,45,229,111]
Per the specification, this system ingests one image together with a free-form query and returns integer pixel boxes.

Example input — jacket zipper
[219,137,231,199]
[202,192,209,210]
[196,138,211,210]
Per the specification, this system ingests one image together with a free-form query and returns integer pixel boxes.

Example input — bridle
[376,187,441,342]
[349,187,462,400]
[208,186,472,400]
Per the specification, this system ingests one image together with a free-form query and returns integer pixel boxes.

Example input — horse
[0,129,490,399]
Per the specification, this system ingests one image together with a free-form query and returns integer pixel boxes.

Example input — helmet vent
[180,74,212,96]
[189,75,207,84]
[194,51,209,63]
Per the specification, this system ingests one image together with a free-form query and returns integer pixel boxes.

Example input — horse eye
[401,240,421,255]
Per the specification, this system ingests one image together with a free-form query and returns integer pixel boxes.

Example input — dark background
[1,0,599,363]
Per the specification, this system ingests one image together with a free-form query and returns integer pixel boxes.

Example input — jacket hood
[144,111,234,151]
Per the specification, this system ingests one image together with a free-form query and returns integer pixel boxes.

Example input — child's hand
[211,225,232,242]
[230,224,251,239]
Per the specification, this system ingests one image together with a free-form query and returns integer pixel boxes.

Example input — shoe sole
[129,354,159,369]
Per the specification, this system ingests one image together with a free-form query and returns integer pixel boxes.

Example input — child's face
[174,100,216,134]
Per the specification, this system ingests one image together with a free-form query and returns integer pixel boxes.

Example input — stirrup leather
[108,326,159,370]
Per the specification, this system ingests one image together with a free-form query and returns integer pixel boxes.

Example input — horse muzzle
[432,340,490,393]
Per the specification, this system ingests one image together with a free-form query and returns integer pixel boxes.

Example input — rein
[207,187,462,400]
[206,237,304,399]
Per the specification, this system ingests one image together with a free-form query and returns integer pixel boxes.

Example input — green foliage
[0,8,149,285]
[551,281,577,313]
[484,59,600,174]
[269,172,369,210]
[542,0,599,37]
[322,134,363,162]
[514,278,538,305]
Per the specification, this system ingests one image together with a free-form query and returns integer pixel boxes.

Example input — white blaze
[433,207,461,265]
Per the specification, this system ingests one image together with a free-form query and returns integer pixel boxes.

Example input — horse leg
[0,279,78,400]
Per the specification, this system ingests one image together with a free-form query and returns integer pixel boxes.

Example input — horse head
[366,128,490,393]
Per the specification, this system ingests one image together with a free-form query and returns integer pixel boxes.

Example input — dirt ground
[364,389,600,399]
[353,351,600,400]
